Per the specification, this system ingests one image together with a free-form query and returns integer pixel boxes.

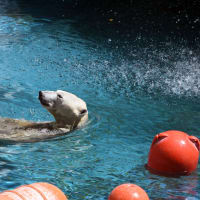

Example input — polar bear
[0,90,88,143]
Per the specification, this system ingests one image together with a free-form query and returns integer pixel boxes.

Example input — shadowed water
[0,0,200,199]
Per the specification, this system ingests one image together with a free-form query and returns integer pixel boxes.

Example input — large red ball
[147,130,200,176]
[108,183,149,200]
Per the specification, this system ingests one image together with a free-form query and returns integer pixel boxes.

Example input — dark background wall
[11,0,200,48]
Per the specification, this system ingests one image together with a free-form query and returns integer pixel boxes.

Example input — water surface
[0,1,200,199]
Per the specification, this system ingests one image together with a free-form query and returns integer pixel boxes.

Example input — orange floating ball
[147,130,200,176]
[0,196,13,200]
[0,182,68,200]
[108,183,149,200]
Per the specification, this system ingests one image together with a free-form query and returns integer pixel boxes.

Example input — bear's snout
[38,91,50,107]
[39,91,43,99]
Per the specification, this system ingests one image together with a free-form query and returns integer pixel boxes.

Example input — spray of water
[71,39,200,99]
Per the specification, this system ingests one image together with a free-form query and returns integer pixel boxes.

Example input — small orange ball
[108,183,149,200]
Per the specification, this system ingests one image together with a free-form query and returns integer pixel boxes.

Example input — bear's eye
[57,94,63,99]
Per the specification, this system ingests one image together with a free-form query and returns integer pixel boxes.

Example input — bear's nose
[39,91,43,99]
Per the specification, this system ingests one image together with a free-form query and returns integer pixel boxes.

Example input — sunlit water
[0,1,200,199]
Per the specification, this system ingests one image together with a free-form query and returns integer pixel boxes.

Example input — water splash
[71,40,200,99]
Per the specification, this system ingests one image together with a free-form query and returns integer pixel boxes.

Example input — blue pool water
[0,1,200,199]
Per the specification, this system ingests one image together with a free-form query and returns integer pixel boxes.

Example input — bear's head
[39,90,88,129]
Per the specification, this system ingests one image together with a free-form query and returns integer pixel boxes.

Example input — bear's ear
[80,109,87,115]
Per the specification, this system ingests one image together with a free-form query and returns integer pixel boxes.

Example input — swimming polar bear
[0,90,88,143]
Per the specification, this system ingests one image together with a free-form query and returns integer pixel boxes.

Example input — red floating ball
[147,130,200,176]
[108,183,149,200]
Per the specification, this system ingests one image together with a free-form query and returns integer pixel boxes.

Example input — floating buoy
[147,130,200,176]
[0,196,13,200]
[108,183,149,200]
[0,182,68,200]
